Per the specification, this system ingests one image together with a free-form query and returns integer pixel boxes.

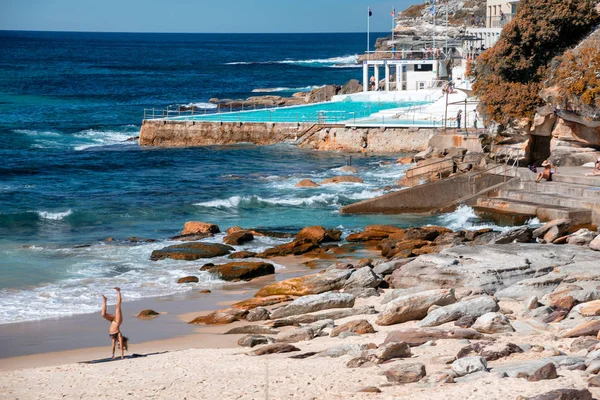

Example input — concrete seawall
[139,119,439,153]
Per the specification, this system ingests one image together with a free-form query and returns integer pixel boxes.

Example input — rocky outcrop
[418,296,499,327]
[376,289,457,326]
[181,221,220,236]
[223,231,254,245]
[295,179,320,188]
[270,293,355,319]
[201,262,275,281]
[296,226,341,244]
[151,242,233,261]
[255,269,353,297]
[256,238,319,258]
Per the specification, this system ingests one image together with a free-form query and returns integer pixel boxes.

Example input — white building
[466,0,519,49]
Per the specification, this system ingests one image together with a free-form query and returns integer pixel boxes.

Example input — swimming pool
[164,99,430,124]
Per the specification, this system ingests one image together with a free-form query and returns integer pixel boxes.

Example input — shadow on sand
[78,351,169,364]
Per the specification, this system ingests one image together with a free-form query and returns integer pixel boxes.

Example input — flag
[368,8,372,17]
[391,8,395,17]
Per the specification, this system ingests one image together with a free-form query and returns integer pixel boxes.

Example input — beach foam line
[194,194,341,209]
[36,210,73,221]
[182,102,218,109]
[225,55,359,68]
[251,86,323,93]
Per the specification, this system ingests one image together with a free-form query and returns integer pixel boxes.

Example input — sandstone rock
[379,287,427,305]
[246,307,271,322]
[237,335,272,348]
[373,341,411,362]
[151,242,233,261]
[471,312,514,334]
[358,387,381,393]
[373,258,415,276]
[137,309,159,319]
[383,328,483,347]
[492,226,533,244]
[319,176,364,185]
[385,363,426,384]
[223,231,254,245]
[269,306,377,327]
[330,319,375,337]
[532,219,572,240]
[562,320,600,338]
[343,287,379,298]
[255,269,353,297]
[251,343,300,356]
[396,157,413,164]
[451,356,487,377]
[232,295,293,311]
[577,300,600,317]
[318,344,368,358]
[419,296,498,328]
[494,356,586,378]
[189,308,248,325]
[589,376,600,388]
[256,238,319,258]
[376,289,457,326]
[202,262,274,281]
[270,293,355,319]
[522,388,593,400]
[454,315,476,328]
[343,267,382,289]
[181,221,220,236]
[276,326,315,343]
[570,337,598,353]
[296,226,341,244]
[346,225,404,242]
[229,251,257,259]
[177,276,199,284]
[380,238,430,259]
[295,179,320,188]
[526,363,558,381]
[567,229,598,246]
[339,79,363,95]
[199,289,211,294]
[590,234,600,251]
[224,325,279,335]
[457,342,523,361]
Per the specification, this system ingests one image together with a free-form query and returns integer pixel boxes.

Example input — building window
[416,64,433,72]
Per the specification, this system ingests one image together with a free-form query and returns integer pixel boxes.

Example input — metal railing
[363,49,448,61]
[487,14,514,28]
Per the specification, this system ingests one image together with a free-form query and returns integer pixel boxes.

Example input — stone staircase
[474,167,600,226]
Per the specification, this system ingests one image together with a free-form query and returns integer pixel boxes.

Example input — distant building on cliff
[468,0,519,48]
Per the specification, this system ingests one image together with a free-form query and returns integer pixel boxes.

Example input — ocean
[0,31,489,325]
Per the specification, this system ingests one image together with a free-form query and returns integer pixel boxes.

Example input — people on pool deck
[101,287,129,359]
[536,160,556,182]
[456,109,462,130]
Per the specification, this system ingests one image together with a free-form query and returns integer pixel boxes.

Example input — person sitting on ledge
[586,157,600,176]
[536,160,556,182]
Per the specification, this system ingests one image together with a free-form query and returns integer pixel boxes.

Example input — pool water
[167,99,430,124]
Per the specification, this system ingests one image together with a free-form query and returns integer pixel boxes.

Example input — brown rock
[385,363,426,384]
[562,320,600,338]
[578,300,600,317]
[296,226,341,244]
[224,325,279,335]
[347,357,371,368]
[358,387,382,393]
[543,310,570,323]
[229,251,257,259]
[552,295,577,312]
[319,176,364,185]
[526,363,558,382]
[231,295,293,311]
[177,276,199,284]
[250,343,300,356]
[384,328,483,347]
[570,337,599,352]
[181,221,220,236]
[396,157,413,165]
[379,239,430,259]
[588,375,600,387]
[522,389,593,400]
[457,342,522,361]
[256,238,319,258]
[137,309,159,319]
[454,315,476,328]
[150,242,233,261]
[254,269,352,297]
[330,319,376,337]
[464,228,493,241]
[346,225,404,242]
[202,262,274,281]
[199,290,211,294]
[188,308,248,325]
[223,231,254,245]
[295,179,320,188]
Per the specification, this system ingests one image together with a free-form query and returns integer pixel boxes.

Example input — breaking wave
[226,55,359,68]
[36,210,73,221]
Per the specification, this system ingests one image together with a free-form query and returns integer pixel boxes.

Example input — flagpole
[391,8,395,55]
[367,6,370,61]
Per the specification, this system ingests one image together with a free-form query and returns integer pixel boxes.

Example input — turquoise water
[166,100,430,124]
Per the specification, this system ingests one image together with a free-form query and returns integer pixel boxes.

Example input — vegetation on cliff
[471,0,599,124]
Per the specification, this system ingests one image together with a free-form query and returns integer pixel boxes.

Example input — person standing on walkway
[456,109,462,130]
[473,110,478,130]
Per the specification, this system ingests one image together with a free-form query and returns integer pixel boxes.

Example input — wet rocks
[492,226,533,244]
[177,276,199,284]
[137,309,160,319]
[201,262,274,281]
[231,295,293,311]
[255,269,353,297]
[229,251,257,259]
[418,296,499,327]
[471,312,515,334]
[270,292,355,319]
[451,356,488,376]
[384,363,426,383]
[295,179,320,188]
[296,226,341,244]
[256,238,319,258]
[319,176,364,185]
[330,320,375,337]
[188,308,248,325]
[151,242,233,261]
[251,343,300,356]
[346,225,404,242]
[223,231,254,245]
[181,221,220,236]
[383,328,483,347]
[376,289,457,326]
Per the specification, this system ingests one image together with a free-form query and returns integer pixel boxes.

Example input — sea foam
[36,210,73,221]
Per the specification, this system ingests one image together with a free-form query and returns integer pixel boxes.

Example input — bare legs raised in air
[101,287,128,360]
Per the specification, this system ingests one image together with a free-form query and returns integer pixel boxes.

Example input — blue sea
[0,31,486,325]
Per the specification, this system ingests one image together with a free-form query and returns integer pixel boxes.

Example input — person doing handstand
[101,287,129,359]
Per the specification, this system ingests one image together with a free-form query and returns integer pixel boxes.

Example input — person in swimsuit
[101,287,128,359]
[536,160,556,182]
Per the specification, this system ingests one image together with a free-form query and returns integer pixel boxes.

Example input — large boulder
[296,226,341,244]
[451,356,488,377]
[590,234,600,251]
[189,308,248,325]
[250,343,300,356]
[223,231,254,245]
[308,84,340,103]
[201,262,274,281]
[330,319,375,337]
[339,79,363,95]
[151,242,233,261]
[177,276,199,284]
[270,306,377,327]
[491,226,533,244]
[418,296,499,328]
[343,267,382,289]
[346,225,404,242]
[471,312,514,334]
[181,221,220,236]
[384,363,426,383]
[255,269,353,297]
[231,295,293,311]
[376,289,456,326]
[270,292,355,319]
[295,179,320,188]
[256,238,319,258]
[384,328,483,347]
